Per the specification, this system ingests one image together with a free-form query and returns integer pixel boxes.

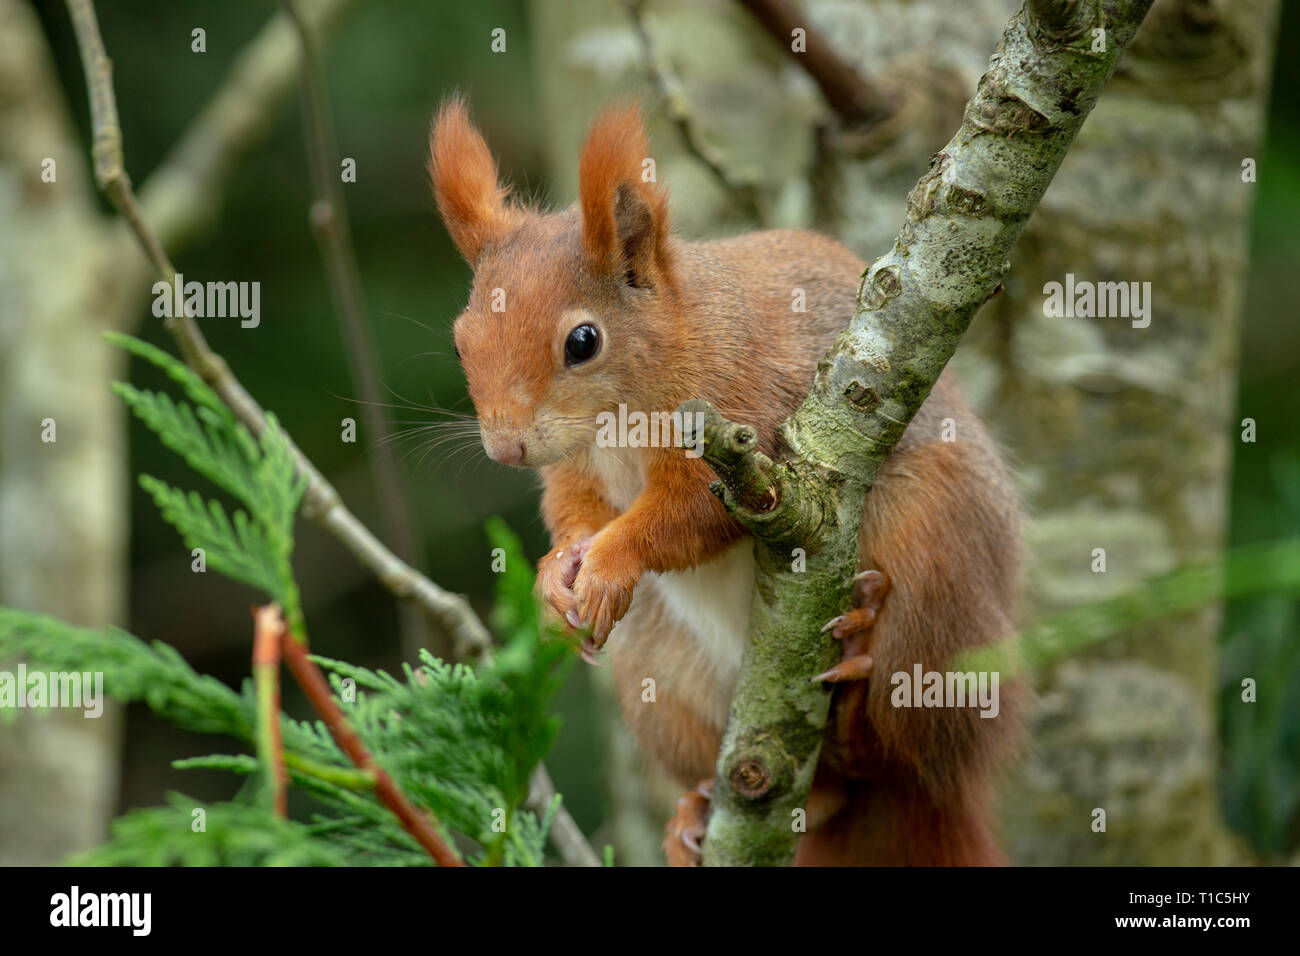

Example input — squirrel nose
[484,434,527,466]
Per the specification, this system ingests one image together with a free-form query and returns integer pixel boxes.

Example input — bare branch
[135,0,356,254]
[735,0,893,127]
[527,765,602,867]
[626,0,762,217]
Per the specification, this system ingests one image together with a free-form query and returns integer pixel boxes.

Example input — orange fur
[578,104,674,284]
[431,97,1023,867]
[428,97,513,264]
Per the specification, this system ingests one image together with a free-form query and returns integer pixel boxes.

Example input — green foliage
[483,516,575,807]
[949,530,1300,858]
[106,332,307,633]
[71,795,352,867]
[0,610,251,738]
[1219,595,1300,856]
[0,523,570,866]
[956,539,1300,678]
[1220,440,1300,857]
[0,336,575,865]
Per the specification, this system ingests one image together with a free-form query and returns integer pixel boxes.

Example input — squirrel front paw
[536,538,589,632]
[570,538,640,649]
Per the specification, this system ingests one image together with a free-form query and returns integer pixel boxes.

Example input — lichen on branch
[693,0,1155,866]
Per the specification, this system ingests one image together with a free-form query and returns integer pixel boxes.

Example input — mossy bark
[693,0,1155,865]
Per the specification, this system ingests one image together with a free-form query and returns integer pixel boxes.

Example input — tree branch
[527,765,602,867]
[626,0,762,217]
[252,604,289,817]
[735,0,893,127]
[688,0,1155,866]
[134,0,355,255]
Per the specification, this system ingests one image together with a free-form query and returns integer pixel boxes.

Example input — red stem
[279,630,465,866]
[252,605,288,817]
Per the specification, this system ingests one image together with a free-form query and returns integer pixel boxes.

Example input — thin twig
[277,612,464,866]
[735,0,893,127]
[527,765,602,867]
[283,752,377,791]
[281,0,432,661]
[64,0,492,661]
[252,604,289,817]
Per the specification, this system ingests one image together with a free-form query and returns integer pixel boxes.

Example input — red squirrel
[429,98,1023,866]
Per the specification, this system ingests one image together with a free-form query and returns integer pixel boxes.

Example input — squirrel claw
[812,654,874,684]
[817,570,890,676]
[577,636,603,666]
[825,569,890,644]
[820,605,880,642]
[850,569,889,610]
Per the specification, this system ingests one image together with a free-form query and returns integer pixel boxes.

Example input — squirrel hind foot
[816,569,891,661]
[663,779,712,867]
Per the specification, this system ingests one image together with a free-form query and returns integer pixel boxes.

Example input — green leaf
[71,795,352,867]
[104,331,234,423]
[109,334,306,627]
[137,476,281,597]
[0,554,574,868]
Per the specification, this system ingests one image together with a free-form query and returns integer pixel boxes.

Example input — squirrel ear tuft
[578,103,672,288]
[428,97,511,265]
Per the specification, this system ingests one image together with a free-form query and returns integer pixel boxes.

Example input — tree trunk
[964,0,1280,864]
[0,0,355,863]
[0,0,126,865]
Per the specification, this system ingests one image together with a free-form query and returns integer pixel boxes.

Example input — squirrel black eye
[564,324,601,366]
[453,344,461,360]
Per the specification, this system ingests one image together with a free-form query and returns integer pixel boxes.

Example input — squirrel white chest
[585,444,644,513]
[586,445,751,692]
[645,543,753,699]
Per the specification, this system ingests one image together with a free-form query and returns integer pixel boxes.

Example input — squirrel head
[429,97,678,468]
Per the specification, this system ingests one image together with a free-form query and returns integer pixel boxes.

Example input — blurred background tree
[0,0,1295,864]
